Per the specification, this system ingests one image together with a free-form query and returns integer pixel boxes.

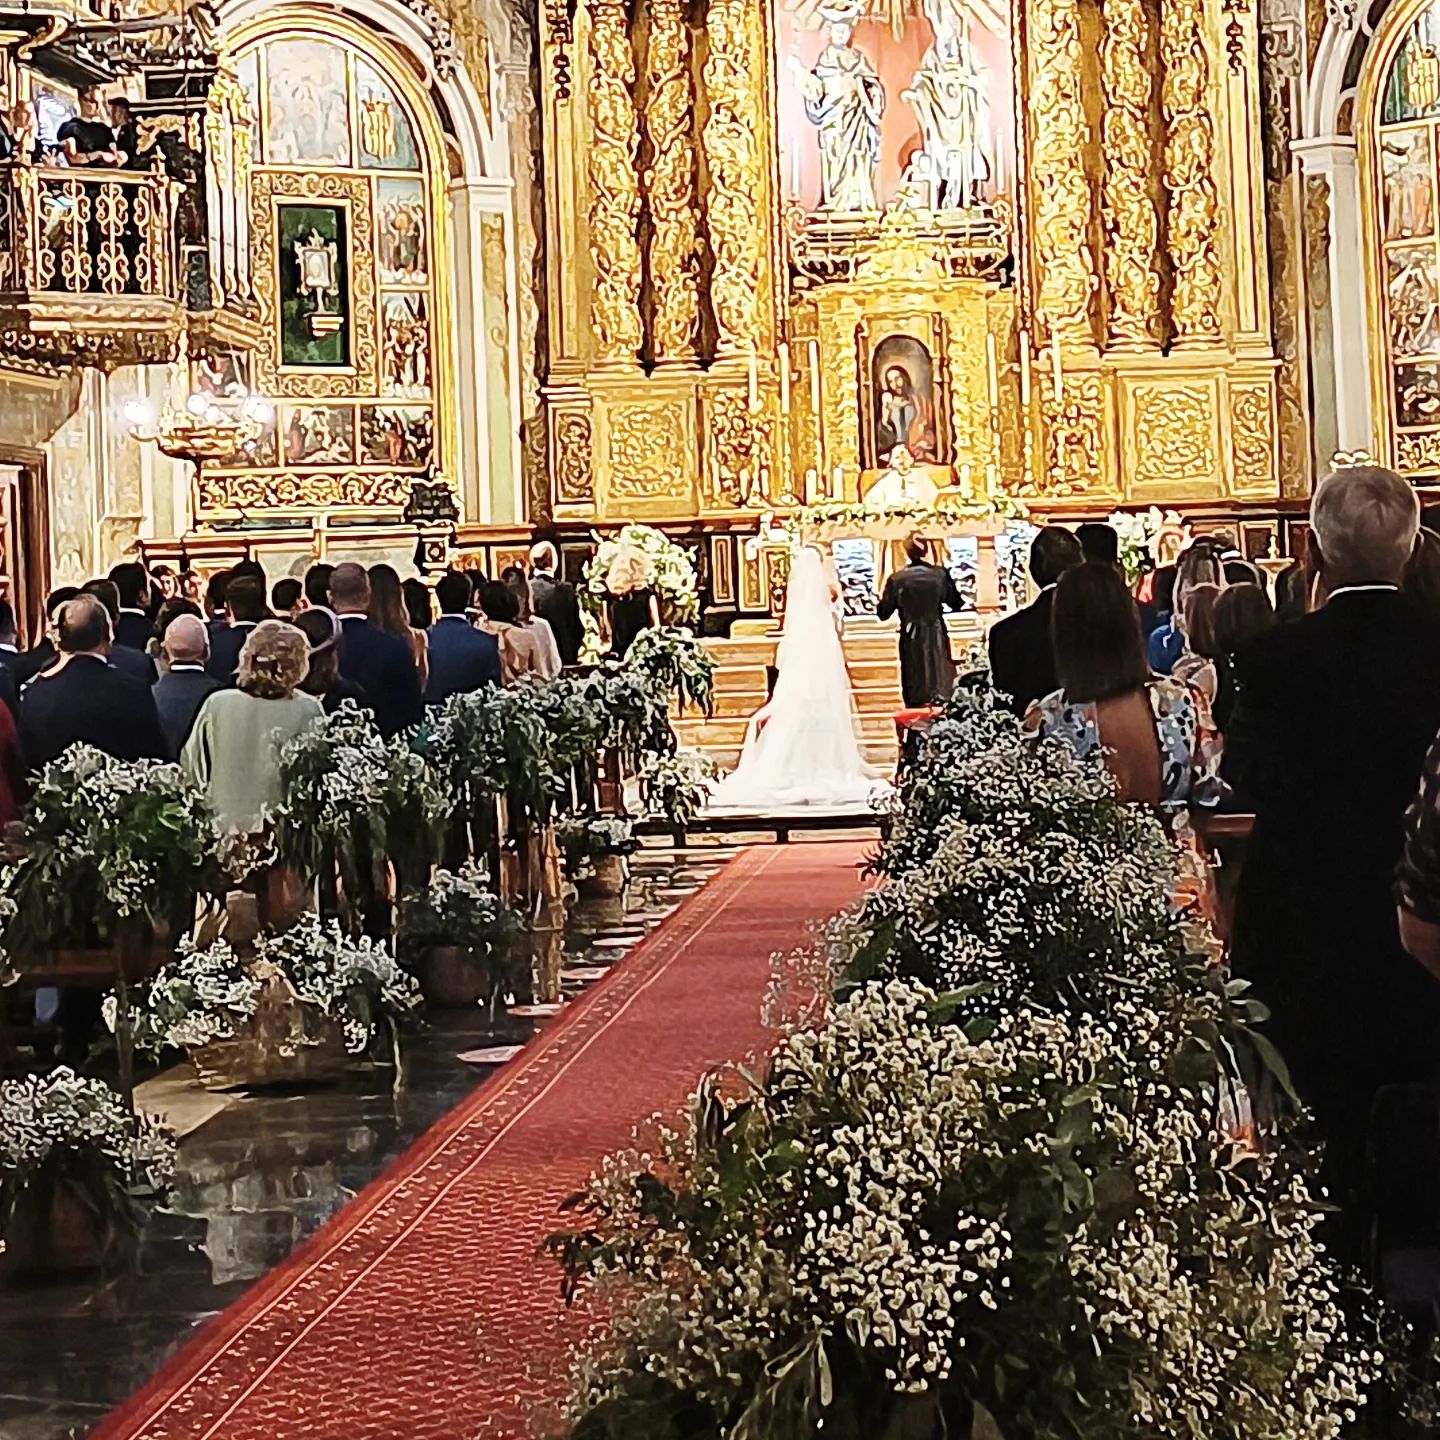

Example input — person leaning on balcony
[56,89,120,167]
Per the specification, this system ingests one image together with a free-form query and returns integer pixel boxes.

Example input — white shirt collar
[338,612,366,621]
[168,662,205,672]
[0,642,17,653]
[1328,584,1400,599]
[119,607,147,616]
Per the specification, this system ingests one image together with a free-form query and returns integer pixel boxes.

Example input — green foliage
[622,628,716,716]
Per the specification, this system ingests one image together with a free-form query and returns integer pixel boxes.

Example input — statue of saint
[901,27,991,211]
[788,15,885,213]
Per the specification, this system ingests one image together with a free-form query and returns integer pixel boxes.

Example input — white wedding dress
[708,548,881,812]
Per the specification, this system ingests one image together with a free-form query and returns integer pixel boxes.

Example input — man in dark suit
[330,562,423,737]
[427,569,501,706]
[152,614,220,759]
[987,526,1083,715]
[79,579,157,686]
[13,586,79,687]
[108,561,155,651]
[1224,465,1440,1259]
[19,595,166,771]
[529,541,583,668]
[877,535,966,708]
[207,573,266,682]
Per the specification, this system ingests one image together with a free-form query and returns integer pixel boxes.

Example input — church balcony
[0,160,185,368]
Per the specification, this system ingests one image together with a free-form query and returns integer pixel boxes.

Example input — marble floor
[0,843,740,1440]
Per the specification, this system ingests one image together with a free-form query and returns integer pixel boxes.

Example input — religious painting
[381,292,431,397]
[278,203,351,368]
[1386,247,1440,356]
[194,349,251,400]
[1382,129,1435,240]
[264,39,352,166]
[360,406,433,467]
[1395,362,1440,427]
[356,60,420,171]
[377,178,427,287]
[1384,7,1440,126]
[212,412,278,470]
[283,405,355,465]
[867,332,941,467]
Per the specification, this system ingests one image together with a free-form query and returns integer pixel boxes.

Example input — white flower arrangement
[638,749,716,828]
[582,524,700,627]
[558,983,1380,1439]
[397,861,516,963]
[1109,506,1185,583]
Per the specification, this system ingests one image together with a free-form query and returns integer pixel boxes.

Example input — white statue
[902,25,991,211]
[787,11,885,213]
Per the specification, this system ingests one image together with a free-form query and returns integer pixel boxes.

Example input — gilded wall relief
[608,402,689,498]
[1131,382,1218,486]
[554,410,594,504]
[1230,381,1278,490]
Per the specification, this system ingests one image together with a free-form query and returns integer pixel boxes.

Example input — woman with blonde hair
[182,620,322,833]
[603,544,660,659]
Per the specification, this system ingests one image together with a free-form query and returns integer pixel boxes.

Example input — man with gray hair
[152,613,220,759]
[1225,464,1440,1260]
[529,539,582,667]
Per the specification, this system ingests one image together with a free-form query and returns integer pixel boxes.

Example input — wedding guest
[478,579,542,683]
[1225,465,1440,1258]
[151,614,219,760]
[183,621,322,833]
[1170,581,1222,718]
[271,576,304,622]
[1027,562,1217,809]
[205,568,232,636]
[107,562,154,650]
[295,607,368,714]
[403,577,433,634]
[1147,540,1226,676]
[329,562,423,736]
[1076,522,1121,572]
[304,562,335,610]
[503,565,561,680]
[603,545,660,660]
[80,579,157,685]
[149,564,179,603]
[207,572,266,683]
[178,568,202,605]
[57,88,120,166]
[1274,560,1309,621]
[878,534,965,708]
[1212,582,1274,734]
[987,525,1082,716]
[1405,527,1440,621]
[369,563,429,693]
[20,595,165,770]
[0,597,21,683]
[530,541,583,667]
[14,586,79,685]
[147,597,203,674]
[427,570,500,704]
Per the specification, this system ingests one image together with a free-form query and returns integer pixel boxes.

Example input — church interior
[2,0,1439,1435]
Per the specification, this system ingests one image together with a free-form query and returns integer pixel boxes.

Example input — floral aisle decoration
[0,1068,174,1273]
[582,525,700,628]
[620,627,715,716]
[114,917,420,1088]
[555,982,1378,1440]
[397,862,519,1008]
[274,704,448,929]
[556,816,637,898]
[638,749,716,830]
[0,745,218,963]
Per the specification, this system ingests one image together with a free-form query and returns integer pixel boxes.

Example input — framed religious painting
[857,318,952,473]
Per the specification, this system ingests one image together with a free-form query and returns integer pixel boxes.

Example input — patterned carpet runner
[91,841,868,1440]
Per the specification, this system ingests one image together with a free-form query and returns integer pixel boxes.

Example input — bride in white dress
[708,545,880,812]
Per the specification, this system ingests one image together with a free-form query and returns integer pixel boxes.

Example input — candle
[1018,326,1032,407]
[778,342,791,417]
[747,349,758,413]
[1050,330,1063,403]
[985,332,999,410]
[832,464,844,497]
[808,340,821,414]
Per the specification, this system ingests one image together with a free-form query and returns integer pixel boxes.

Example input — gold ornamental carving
[1134,383,1217,485]
[1026,0,1098,344]
[1398,431,1440,476]
[1100,0,1163,349]
[555,411,594,504]
[608,403,687,497]
[642,0,702,364]
[706,389,772,508]
[1033,374,1105,497]
[587,0,644,364]
[1161,0,1224,346]
[1230,382,1275,488]
[702,0,765,355]
[197,470,411,513]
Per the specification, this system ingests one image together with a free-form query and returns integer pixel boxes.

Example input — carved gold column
[643,0,701,365]
[1026,0,1097,346]
[701,0,764,357]
[1100,0,1163,349]
[1160,0,1224,347]
[587,0,644,365]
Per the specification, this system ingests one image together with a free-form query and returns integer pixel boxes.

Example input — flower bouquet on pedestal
[397,862,519,1009]
[556,816,638,900]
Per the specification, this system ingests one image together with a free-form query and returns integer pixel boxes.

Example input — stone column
[701,0,764,357]
[643,0,701,365]
[1161,0,1224,347]
[1100,0,1163,349]
[586,0,644,366]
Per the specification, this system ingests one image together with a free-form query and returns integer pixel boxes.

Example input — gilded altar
[538,0,1281,542]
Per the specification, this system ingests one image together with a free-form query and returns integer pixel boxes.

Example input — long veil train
[708,547,881,811]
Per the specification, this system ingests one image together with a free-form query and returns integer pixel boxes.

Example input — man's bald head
[163,613,209,665]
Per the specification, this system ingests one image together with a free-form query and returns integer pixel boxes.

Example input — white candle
[778,342,791,416]
[808,340,821,414]
[1018,326,1032,407]
[985,332,999,410]
[832,464,844,496]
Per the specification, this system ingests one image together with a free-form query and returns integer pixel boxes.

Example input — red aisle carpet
[92,842,867,1440]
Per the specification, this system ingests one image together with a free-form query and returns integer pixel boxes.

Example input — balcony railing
[0,160,185,365]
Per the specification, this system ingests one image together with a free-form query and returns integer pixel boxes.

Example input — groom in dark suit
[877,534,965,707]
[987,526,1084,715]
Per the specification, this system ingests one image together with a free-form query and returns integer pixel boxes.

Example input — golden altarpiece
[538,0,1282,610]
